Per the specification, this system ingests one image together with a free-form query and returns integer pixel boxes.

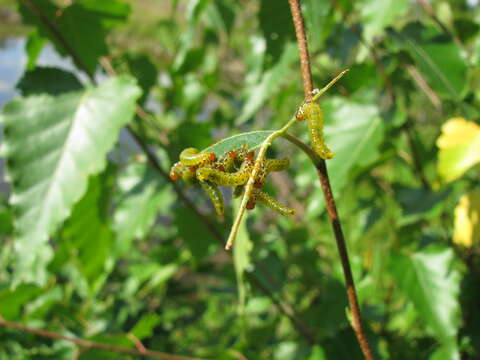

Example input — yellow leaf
[453,191,480,248]
[436,117,480,183]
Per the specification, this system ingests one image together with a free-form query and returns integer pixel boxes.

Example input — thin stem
[0,317,200,360]
[312,69,349,102]
[288,0,374,359]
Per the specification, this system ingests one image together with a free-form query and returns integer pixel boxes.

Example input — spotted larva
[179,147,216,167]
[256,190,295,217]
[299,103,334,160]
[199,180,224,215]
[197,156,254,186]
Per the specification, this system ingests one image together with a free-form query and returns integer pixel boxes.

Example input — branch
[0,317,201,360]
[287,1,375,359]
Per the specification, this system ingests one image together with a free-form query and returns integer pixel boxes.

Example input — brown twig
[0,317,200,360]
[405,65,442,111]
[19,0,315,347]
[288,0,374,359]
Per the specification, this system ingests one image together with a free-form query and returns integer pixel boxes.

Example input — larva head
[246,199,256,210]
[246,151,254,161]
[208,152,216,162]
[296,105,307,121]
[228,150,237,159]
[169,161,184,181]
[170,172,180,181]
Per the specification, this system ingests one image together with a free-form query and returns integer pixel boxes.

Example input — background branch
[0,317,200,360]
[287,0,375,358]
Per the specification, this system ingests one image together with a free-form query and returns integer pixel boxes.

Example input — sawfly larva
[199,180,224,216]
[179,147,216,167]
[257,190,295,217]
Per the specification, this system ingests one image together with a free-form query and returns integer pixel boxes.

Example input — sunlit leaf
[437,117,480,182]
[453,191,480,248]
[204,130,274,156]
[59,170,116,295]
[390,246,461,358]
[130,313,161,340]
[357,0,408,42]
[236,42,297,124]
[113,163,173,255]
[0,76,141,284]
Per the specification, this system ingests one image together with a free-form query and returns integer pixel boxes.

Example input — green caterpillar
[297,103,334,160]
[265,158,290,172]
[179,147,216,167]
[256,190,295,217]
[199,180,224,215]
[197,154,254,187]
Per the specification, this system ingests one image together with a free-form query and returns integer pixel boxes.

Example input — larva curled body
[197,157,253,187]
[303,103,334,160]
[256,190,295,217]
[179,147,216,167]
[199,181,224,215]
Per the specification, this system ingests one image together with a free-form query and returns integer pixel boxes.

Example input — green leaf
[59,170,115,295]
[174,206,218,260]
[19,0,130,74]
[16,67,82,96]
[357,0,408,42]
[258,0,295,59]
[394,185,450,225]
[436,117,480,183]
[304,0,334,50]
[236,42,297,124]
[0,285,42,320]
[390,23,467,100]
[130,313,161,340]
[25,29,45,70]
[0,76,141,285]
[113,163,173,255]
[203,130,275,156]
[390,246,461,358]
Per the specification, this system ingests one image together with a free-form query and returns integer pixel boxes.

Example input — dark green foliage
[1,0,480,359]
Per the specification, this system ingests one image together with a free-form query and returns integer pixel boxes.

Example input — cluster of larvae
[170,146,295,217]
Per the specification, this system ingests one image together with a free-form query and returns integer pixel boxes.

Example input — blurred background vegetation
[0,0,480,359]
